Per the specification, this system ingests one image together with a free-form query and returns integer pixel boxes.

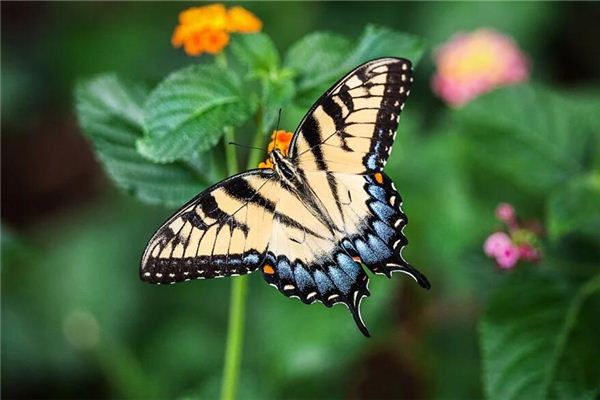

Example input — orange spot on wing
[352,256,362,263]
[263,264,275,275]
[374,173,384,184]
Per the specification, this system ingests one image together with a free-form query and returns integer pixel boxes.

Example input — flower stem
[215,52,228,69]
[220,277,248,400]
[220,126,245,400]
[247,108,266,170]
[220,109,268,400]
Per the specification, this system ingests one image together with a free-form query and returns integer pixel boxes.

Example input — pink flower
[518,245,540,262]
[483,232,512,257]
[496,203,516,225]
[495,243,520,269]
[432,29,529,106]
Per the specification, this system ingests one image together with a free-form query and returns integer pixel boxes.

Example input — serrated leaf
[454,84,593,194]
[230,32,280,74]
[75,74,215,206]
[480,270,600,400]
[286,25,425,107]
[139,65,254,162]
[547,173,600,243]
[284,31,351,88]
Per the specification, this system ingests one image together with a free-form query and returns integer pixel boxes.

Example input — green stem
[247,108,266,170]
[220,107,268,400]
[220,126,245,400]
[215,52,228,69]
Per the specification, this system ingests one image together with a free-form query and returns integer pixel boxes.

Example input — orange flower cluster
[172,4,262,56]
[258,130,294,169]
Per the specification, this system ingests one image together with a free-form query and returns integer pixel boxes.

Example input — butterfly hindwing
[140,170,278,284]
[290,57,413,174]
[259,172,428,336]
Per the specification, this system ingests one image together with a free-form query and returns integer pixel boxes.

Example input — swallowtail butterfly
[141,58,430,336]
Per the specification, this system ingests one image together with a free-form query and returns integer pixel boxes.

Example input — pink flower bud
[496,203,516,224]
[495,243,520,269]
[518,245,540,262]
[483,232,512,257]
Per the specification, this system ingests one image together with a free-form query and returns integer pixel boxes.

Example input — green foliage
[453,85,594,195]
[455,83,600,400]
[76,74,219,206]
[287,25,425,107]
[139,65,255,162]
[75,24,425,206]
[480,270,600,400]
[66,11,600,400]
[230,33,281,75]
[547,173,600,243]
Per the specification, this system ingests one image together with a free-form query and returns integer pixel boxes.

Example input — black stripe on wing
[140,169,275,284]
[289,57,414,174]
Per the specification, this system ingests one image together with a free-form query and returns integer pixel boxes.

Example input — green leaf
[454,84,594,194]
[284,31,351,88]
[261,70,296,130]
[547,173,600,243]
[75,74,214,206]
[139,65,254,162]
[286,25,425,107]
[230,32,280,74]
[480,270,600,400]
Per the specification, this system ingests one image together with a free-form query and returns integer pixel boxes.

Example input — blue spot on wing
[370,201,395,221]
[355,239,378,264]
[328,267,352,294]
[244,253,259,265]
[366,154,378,170]
[313,270,334,295]
[367,184,387,202]
[277,258,293,280]
[368,234,392,258]
[336,253,361,279]
[294,265,314,291]
[373,220,395,242]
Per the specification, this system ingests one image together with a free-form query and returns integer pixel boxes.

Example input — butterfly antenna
[228,142,268,154]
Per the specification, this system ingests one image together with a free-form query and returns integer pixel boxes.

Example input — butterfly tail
[348,299,371,338]
[387,262,431,289]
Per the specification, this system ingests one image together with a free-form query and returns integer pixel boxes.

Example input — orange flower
[226,6,262,33]
[172,4,262,57]
[258,130,294,169]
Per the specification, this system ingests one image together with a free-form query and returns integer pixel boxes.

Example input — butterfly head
[270,148,297,182]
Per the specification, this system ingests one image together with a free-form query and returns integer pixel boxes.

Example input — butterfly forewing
[140,170,278,283]
[289,58,413,174]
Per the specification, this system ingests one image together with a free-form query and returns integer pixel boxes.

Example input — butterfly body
[141,58,430,337]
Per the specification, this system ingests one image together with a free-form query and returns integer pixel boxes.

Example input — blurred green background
[2,2,599,399]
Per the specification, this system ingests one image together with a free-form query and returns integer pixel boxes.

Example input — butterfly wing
[258,178,371,334]
[258,58,428,336]
[260,172,430,336]
[289,57,413,174]
[140,169,279,283]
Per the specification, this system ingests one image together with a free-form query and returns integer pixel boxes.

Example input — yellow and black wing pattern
[140,57,429,337]
[141,170,278,283]
[260,58,430,336]
[290,57,413,174]
[261,170,429,337]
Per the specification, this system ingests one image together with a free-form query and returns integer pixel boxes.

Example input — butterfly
[140,57,430,337]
